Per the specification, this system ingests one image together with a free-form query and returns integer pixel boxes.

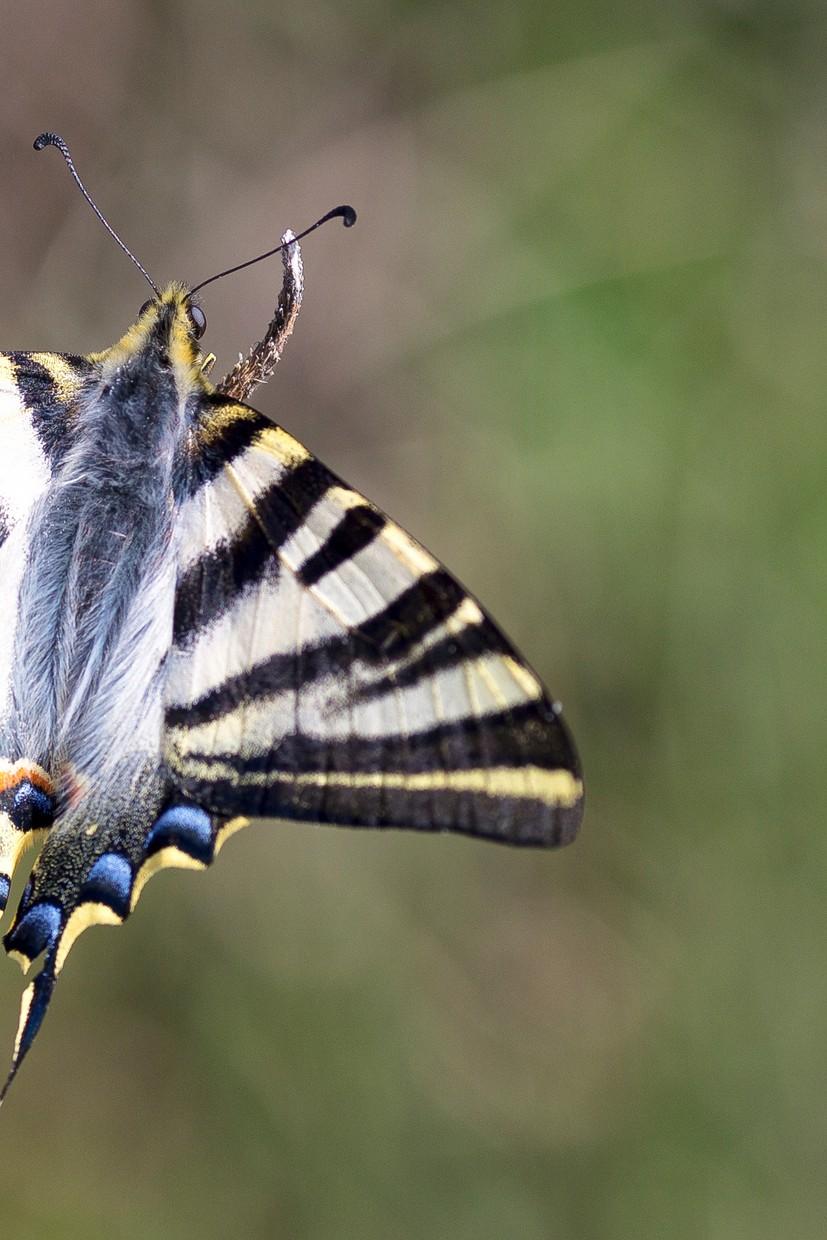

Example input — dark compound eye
[138,299,154,316]
[188,303,207,339]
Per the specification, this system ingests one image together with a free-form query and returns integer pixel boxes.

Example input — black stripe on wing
[349,619,513,704]
[8,353,92,464]
[168,703,582,846]
[166,568,469,727]
[173,508,275,644]
[180,701,575,775]
[174,456,339,643]
[185,395,268,492]
[176,777,580,847]
[297,505,386,587]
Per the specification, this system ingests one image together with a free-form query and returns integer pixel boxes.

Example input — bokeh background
[0,2,823,1236]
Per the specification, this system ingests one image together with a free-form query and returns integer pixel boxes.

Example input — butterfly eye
[138,299,154,316]
[188,303,207,339]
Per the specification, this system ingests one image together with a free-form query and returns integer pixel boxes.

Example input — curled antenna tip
[33,132,64,153]
[190,201,358,296]
[30,131,159,295]
[299,204,356,235]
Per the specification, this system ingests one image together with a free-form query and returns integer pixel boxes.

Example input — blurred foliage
[0,1,824,1237]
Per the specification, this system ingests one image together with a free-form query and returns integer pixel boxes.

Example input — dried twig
[217,229,304,401]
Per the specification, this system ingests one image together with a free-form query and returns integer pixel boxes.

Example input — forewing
[0,351,90,545]
[0,354,90,904]
[164,398,583,846]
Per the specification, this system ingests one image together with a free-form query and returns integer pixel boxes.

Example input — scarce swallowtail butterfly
[0,134,583,1102]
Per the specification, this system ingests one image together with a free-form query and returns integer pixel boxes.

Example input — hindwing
[164,399,584,846]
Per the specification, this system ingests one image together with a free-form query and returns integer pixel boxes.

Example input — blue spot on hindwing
[0,779,54,833]
[146,805,214,863]
[0,874,10,912]
[81,853,133,917]
[13,783,54,824]
[5,902,61,962]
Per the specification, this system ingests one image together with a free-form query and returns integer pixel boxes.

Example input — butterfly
[0,133,583,1102]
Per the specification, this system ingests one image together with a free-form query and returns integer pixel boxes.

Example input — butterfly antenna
[34,132,160,296]
[190,204,357,295]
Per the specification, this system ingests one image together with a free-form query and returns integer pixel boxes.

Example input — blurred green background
[0,2,823,1236]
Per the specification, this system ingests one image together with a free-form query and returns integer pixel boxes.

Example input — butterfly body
[10,304,185,792]
[0,277,583,1098]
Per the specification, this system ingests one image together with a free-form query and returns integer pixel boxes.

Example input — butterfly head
[96,283,210,390]
[137,286,206,340]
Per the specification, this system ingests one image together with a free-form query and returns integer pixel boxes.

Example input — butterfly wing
[0,353,91,904]
[0,351,90,543]
[163,398,583,848]
[0,780,169,1100]
[0,384,583,1102]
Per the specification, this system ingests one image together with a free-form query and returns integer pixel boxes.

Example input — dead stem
[217,229,304,402]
